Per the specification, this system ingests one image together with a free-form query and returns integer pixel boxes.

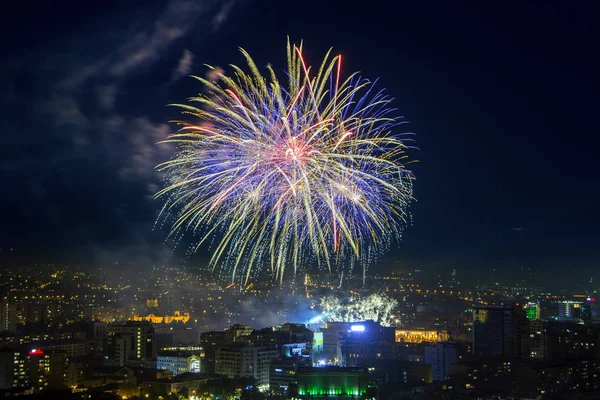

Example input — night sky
[2,1,599,276]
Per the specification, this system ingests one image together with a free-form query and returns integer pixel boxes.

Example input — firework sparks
[156,40,415,284]
[320,293,398,327]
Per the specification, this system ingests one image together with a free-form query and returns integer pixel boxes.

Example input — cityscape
[2,1,598,400]
[0,263,598,399]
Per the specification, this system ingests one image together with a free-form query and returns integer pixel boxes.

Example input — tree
[177,387,189,400]
[241,386,265,400]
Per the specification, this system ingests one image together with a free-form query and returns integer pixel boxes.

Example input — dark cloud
[0,0,240,265]
[171,49,194,82]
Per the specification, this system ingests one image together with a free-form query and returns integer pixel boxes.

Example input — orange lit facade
[395,329,449,343]
[133,310,190,324]
[132,299,190,324]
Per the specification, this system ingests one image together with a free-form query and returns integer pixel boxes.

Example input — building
[557,301,577,321]
[545,321,600,361]
[215,346,279,390]
[519,320,546,359]
[29,349,68,391]
[106,321,155,366]
[270,357,311,391]
[157,350,201,376]
[294,367,375,398]
[199,329,236,374]
[449,359,600,398]
[200,323,313,374]
[313,332,323,355]
[472,305,516,357]
[90,320,108,340]
[0,302,17,333]
[229,324,254,341]
[424,343,457,381]
[46,341,88,358]
[282,343,309,358]
[252,323,314,358]
[0,349,28,389]
[524,302,541,321]
[572,302,593,324]
[66,358,85,389]
[343,321,396,367]
[321,320,396,367]
[395,329,449,343]
[133,298,190,325]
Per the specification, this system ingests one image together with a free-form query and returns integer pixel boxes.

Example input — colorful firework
[320,293,399,327]
[156,40,415,284]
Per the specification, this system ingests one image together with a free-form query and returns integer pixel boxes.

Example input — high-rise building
[519,320,546,360]
[29,349,68,391]
[0,302,17,332]
[424,343,457,381]
[558,301,576,321]
[556,301,592,323]
[525,302,541,321]
[199,329,235,374]
[0,349,28,389]
[90,320,107,340]
[106,321,155,366]
[322,320,395,367]
[472,305,517,358]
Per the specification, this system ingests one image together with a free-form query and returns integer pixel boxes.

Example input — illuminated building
[524,302,541,321]
[472,305,515,357]
[106,321,155,366]
[519,320,546,359]
[573,302,593,324]
[0,302,17,333]
[321,321,395,366]
[45,341,87,358]
[555,300,593,324]
[157,351,201,376]
[0,349,28,389]
[229,324,254,340]
[450,359,600,398]
[395,329,449,343]
[558,301,576,321]
[29,349,68,391]
[424,343,457,381]
[283,343,309,357]
[313,332,324,355]
[132,299,190,324]
[66,359,84,389]
[545,321,600,361]
[253,323,314,357]
[294,367,375,398]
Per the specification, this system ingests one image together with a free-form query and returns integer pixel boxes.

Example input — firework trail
[156,40,415,284]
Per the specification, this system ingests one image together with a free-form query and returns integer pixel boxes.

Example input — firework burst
[156,40,415,284]
[320,293,399,327]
